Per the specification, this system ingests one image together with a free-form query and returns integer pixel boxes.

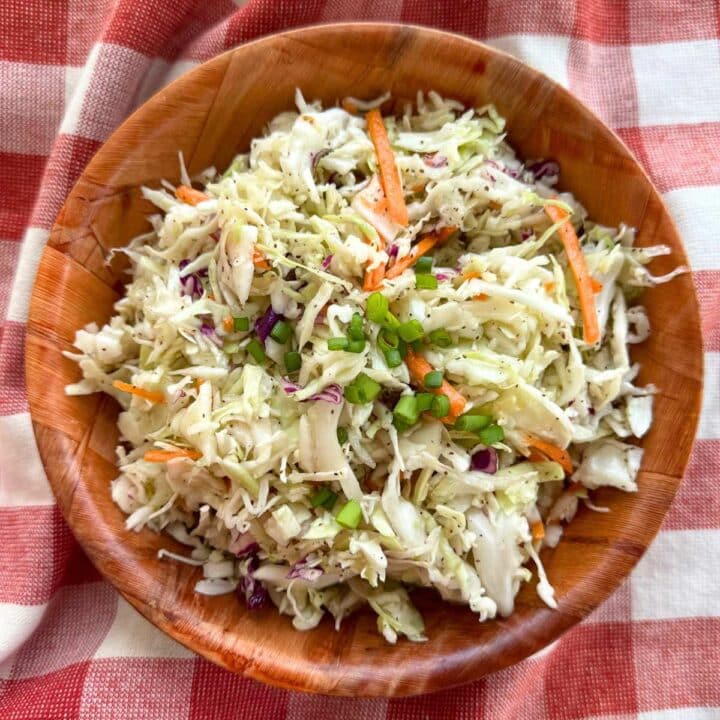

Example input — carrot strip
[175,185,208,206]
[112,380,165,404]
[524,434,573,475]
[366,109,409,227]
[544,202,600,345]
[531,520,545,541]
[590,277,603,293]
[405,347,466,421]
[436,226,456,244]
[144,448,202,463]
[194,378,205,389]
[222,316,233,332]
[385,232,445,280]
[253,248,270,270]
[474,293,489,301]
[543,280,556,293]
[363,263,386,292]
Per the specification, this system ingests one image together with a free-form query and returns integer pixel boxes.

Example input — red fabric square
[483,657,547,717]
[664,439,720,530]
[618,122,720,194]
[568,41,638,129]
[102,0,238,61]
[572,0,630,44]
[225,0,327,45]
[485,0,574,37]
[0,506,56,604]
[79,658,196,719]
[0,1,68,65]
[60,542,103,588]
[388,679,486,719]
[695,269,720,353]
[0,320,29,415]
[67,0,116,66]
[31,134,101,231]
[635,618,720,711]
[402,0,489,36]
[545,623,638,719]
[630,0,719,43]
[0,153,48,240]
[188,659,288,720]
[0,663,89,719]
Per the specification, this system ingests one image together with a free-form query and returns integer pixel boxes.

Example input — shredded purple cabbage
[423,152,448,168]
[471,447,498,474]
[487,159,520,178]
[200,323,221,346]
[228,531,259,558]
[388,244,399,259]
[527,159,560,180]
[321,254,333,269]
[178,259,205,299]
[281,380,343,405]
[287,557,323,583]
[521,229,533,241]
[237,554,269,610]
[255,306,282,343]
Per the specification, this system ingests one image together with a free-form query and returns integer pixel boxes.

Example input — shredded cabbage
[65,90,682,643]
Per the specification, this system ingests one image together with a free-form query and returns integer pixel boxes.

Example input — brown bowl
[26,23,703,696]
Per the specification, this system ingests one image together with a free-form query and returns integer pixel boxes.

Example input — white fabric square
[487,35,570,88]
[0,602,47,670]
[6,226,49,323]
[632,40,720,126]
[639,709,720,720]
[0,61,65,154]
[697,352,719,441]
[94,597,193,659]
[60,44,101,137]
[0,413,54,506]
[631,529,720,620]
[286,694,388,720]
[663,186,720,272]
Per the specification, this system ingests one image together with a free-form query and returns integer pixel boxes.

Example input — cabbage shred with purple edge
[64,90,684,643]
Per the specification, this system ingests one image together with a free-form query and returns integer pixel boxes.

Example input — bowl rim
[26,21,703,697]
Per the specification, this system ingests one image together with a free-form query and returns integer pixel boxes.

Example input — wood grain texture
[26,24,703,696]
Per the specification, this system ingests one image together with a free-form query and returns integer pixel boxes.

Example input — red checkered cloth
[1,1,718,717]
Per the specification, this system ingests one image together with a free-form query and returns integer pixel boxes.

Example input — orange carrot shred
[544,280,556,293]
[544,202,600,345]
[385,230,448,280]
[531,520,545,541]
[363,263,386,292]
[222,316,233,332]
[474,293,489,301]
[524,434,573,475]
[194,378,205,389]
[144,448,202,463]
[590,277,603,293]
[253,248,270,270]
[405,347,466,422]
[112,380,165,404]
[366,109,409,227]
[175,185,208,206]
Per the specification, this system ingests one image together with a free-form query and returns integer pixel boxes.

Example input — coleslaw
[65,90,684,643]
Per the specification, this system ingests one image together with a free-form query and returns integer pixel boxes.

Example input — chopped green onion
[246,339,266,363]
[477,423,505,445]
[344,373,381,404]
[414,255,433,274]
[411,339,422,352]
[429,328,452,348]
[270,320,292,344]
[382,311,400,331]
[336,499,362,529]
[383,348,402,368]
[398,339,408,359]
[284,351,301,373]
[454,413,493,432]
[336,427,348,444]
[223,341,240,355]
[233,316,249,332]
[415,274,438,290]
[416,393,434,412]
[398,319,425,343]
[311,487,338,511]
[393,416,412,432]
[347,339,366,353]
[328,337,349,351]
[431,394,451,418]
[378,328,399,352]
[393,395,419,425]
[423,370,443,389]
[366,292,389,323]
[348,313,365,341]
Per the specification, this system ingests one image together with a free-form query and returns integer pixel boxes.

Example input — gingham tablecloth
[1,1,718,718]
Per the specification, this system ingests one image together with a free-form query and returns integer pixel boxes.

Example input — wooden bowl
[26,23,703,696]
